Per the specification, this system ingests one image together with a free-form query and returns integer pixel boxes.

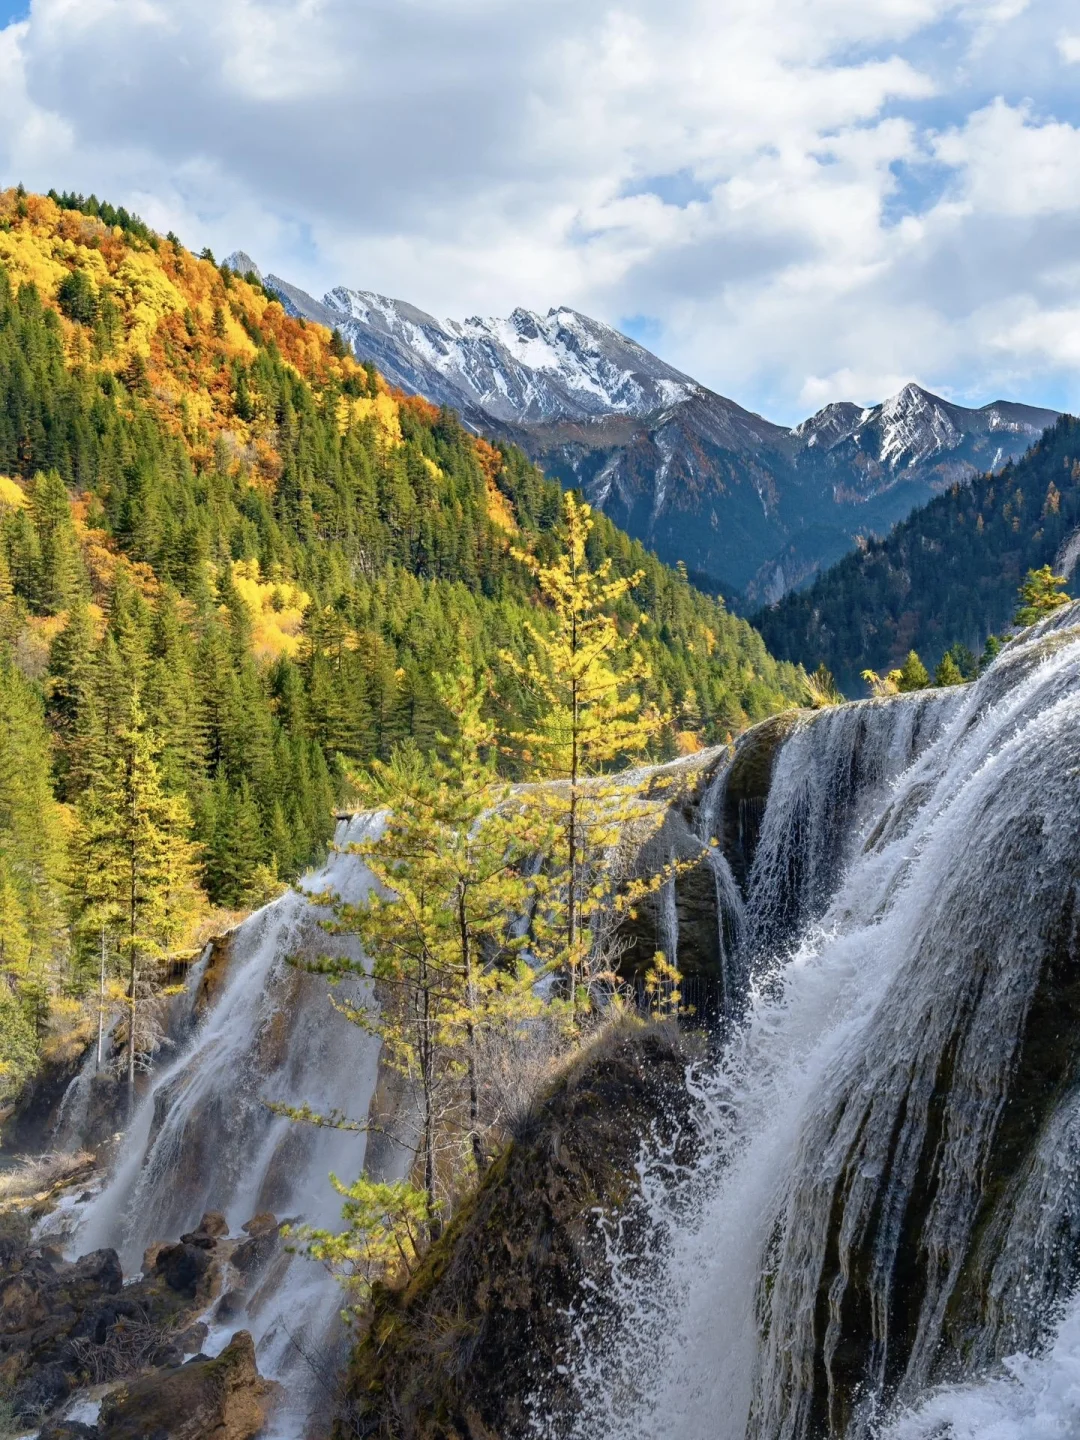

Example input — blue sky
[3,0,1080,424]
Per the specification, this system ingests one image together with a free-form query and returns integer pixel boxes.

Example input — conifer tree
[1014,565,1071,628]
[933,652,965,687]
[500,494,669,1019]
[71,691,201,1100]
[295,663,539,1233]
[896,650,930,692]
[27,470,83,613]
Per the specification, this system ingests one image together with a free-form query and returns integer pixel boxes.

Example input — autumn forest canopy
[0,186,808,1100]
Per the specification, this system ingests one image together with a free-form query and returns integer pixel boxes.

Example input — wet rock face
[722,712,800,888]
[344,1024,700,1440]
[96,1330,280,1440]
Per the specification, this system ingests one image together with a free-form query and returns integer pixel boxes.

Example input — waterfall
[540,603,1080,1440]
[66,814,391,1434]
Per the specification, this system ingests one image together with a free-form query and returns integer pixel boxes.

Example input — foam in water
[540,609,1080,1440]
[70,815,390,1434]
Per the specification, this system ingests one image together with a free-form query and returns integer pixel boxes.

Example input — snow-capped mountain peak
[873,383,962,468]
[265,273,698,426]
[792,401,863,450]
[247,253,1058,597]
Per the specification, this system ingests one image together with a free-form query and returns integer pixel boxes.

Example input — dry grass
[0,1149,95,1205]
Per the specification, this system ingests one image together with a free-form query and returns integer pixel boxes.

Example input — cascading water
[66,814,393,1435]
[543,604,1080,1440]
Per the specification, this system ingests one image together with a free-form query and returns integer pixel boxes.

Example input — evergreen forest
[754,414,1080,692]
[0,187,806,1099]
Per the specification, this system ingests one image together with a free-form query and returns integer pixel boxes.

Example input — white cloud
[1058,33,1080,62]
[0,0,1079,421]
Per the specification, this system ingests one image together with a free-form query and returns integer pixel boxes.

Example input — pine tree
[933,652,965,687]
[896,650,930,692]
[1014,565,1071,628]
[500,493,669,1020]
[293,664,539,1233]
[27,470,83,613]
[72,691,201,1101]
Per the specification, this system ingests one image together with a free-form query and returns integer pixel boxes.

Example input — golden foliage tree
[298,664,541,1237]
[501,493,675,1021]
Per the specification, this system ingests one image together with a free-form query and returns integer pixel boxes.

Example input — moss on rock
[340,1022,700,1440]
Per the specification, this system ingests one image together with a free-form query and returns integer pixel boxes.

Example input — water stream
[67,814,390,1434]
[540,603,1080,1440]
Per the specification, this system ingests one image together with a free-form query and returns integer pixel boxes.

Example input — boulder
[97,1330,280,1440]
[213,1289,247,1322]
[181,1211,228,1249]
[230,1224,281,1278]
[153,1242,212,1299]
[176,1321,209,1355]
[39,1422,101,1440]
[0,1209,31,1267]
[12,1356,72,1414]
[240,1213,276,1238]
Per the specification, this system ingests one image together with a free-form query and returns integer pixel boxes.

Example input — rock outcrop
[0,1208,273,1428]
[341,1022,700,1439]
[96,1331,280,1440]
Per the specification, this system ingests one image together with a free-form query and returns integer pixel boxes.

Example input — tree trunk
[568,668,580,1024]
[127,947,137,1106]
[419,954,441,1241]
[459,884,485,1174]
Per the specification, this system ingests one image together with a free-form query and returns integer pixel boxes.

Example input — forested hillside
[0,186,806,1099]
[754,414,1080,692]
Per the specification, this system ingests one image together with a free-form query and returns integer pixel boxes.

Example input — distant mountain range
[754,413,1080,693]
[229,253,1059,601]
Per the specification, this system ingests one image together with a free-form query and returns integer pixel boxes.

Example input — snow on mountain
[792,401,863,451]
[264,276,699,427]
[244,257,1059,596]
[795,384,1057,480]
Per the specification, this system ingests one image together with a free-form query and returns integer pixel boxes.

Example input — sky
[2,0,1080,424]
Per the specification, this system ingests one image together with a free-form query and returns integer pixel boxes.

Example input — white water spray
[70,815,390,1434]
[545,607,1080,1440]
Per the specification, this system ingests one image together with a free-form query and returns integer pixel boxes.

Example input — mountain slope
[254,266,1057,599]
[753,414,1080,693]
[0,187,805,955]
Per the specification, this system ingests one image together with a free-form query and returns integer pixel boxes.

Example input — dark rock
[0,1208,32,1268]
[346,1022,700,1440]
[180,1212,228,1249]
[175,1321,209,1355]
[39,1419,101,1440]
[722,711,801,887]
[153,1243,211,1298]
[230,1226,280,1277]
[97,1330,280,1440]
[0,1220,216,1426]
[1,1261,53,1334]
[60,1250,124,1305]
[213,1289,246,1321]
[240,1212,276,1237]
[12,1356,72,1416]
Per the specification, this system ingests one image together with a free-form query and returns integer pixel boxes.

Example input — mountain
[0,188,808,1098]
[754,413,1080,692]
[249,263,1058,600]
